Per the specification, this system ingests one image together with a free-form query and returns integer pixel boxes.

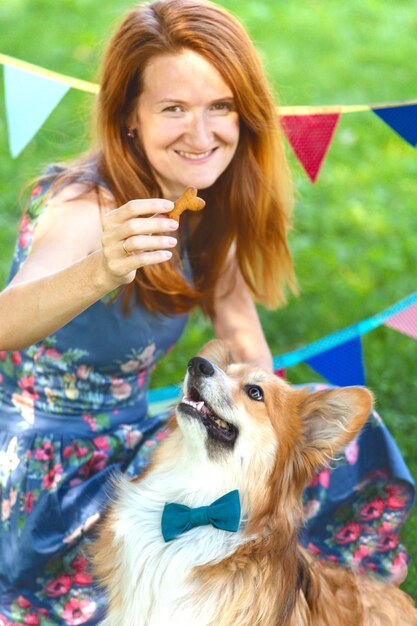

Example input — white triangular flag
[4,64,70,158]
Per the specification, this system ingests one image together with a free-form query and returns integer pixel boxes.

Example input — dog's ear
[198,339,233,369]
[297,386,373,469]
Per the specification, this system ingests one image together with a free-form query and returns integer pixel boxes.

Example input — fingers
[106,198,175,225]
[100,198,181,286]
[122,234,177,256]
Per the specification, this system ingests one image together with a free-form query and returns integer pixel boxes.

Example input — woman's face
[133,49,240,200]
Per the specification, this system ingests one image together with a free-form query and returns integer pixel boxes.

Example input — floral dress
[0,177,188,625]
[0,177,415,626]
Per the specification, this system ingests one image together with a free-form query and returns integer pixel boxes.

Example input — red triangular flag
[281,113,341,183]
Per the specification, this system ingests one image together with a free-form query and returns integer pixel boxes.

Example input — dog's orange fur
[92,340,417,625]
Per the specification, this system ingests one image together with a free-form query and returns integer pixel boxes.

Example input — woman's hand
[100,198,179,288]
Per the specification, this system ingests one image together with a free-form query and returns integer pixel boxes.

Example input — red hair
[52,0,296,315]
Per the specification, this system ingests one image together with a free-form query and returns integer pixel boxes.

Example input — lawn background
[1,0,416,598]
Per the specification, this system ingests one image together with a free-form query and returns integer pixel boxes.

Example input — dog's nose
[187,356,215,377]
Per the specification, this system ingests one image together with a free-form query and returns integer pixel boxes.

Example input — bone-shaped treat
[168,187,206,221]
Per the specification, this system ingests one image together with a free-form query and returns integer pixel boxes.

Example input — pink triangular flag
[281,113,341,183]
[384,303,417,340]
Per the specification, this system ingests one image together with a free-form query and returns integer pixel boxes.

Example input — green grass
[1,0,416,598]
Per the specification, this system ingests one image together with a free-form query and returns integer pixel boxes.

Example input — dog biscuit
[168,187,205,221]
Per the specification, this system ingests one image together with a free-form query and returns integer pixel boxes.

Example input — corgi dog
[92,340,417,626]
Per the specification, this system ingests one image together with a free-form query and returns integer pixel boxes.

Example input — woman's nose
[185,112,213,148]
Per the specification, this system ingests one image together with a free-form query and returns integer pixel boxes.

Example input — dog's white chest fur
[101,469,246,626]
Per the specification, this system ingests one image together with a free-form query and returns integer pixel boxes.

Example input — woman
[0,1,295,623]
[0,0,413,624]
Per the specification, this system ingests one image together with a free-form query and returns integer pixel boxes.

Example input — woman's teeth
[176,150,213,160]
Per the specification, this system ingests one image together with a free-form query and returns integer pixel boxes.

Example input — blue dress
[0,177,415,625]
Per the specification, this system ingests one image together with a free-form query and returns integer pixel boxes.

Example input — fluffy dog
[92,340,417,625]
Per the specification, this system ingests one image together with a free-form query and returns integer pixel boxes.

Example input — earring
[127,128,136,139]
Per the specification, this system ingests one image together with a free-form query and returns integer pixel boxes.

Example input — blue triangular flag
[372,103,417,147]
[3,64,70,158]
[305,336,365,387]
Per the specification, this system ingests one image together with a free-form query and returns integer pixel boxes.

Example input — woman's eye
[245,385,264,402]
[162,105,183,113]
[210,101,235,112]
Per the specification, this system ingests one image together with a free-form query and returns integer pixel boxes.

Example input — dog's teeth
[182,397,205,412]
[214,418,228,430]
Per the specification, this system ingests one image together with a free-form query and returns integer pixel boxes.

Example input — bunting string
[146,292,417,411]
[1,53,417,176]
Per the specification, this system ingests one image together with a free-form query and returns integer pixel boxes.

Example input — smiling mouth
[178,385,238,445]
[175,148,217,160]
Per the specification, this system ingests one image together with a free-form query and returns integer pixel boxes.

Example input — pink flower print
[11,393,35,424]
[307,542,321,556]
[0,351,6,360]
[45,348,61,360]
[18,376,38,401]
[44,573,72,597]
[125,429,142,449]
[385,484,406,498]
[110,378,132,401]
[121,359,140,373]
[24,492,34,514]
[391,551,408,578]
[82,414,97,431]
[10,352,22,366]
[344,439,359,465]
[81,451,108,478]
[16,596,32,609]
[63,441,89,459]
[384,484,408,510]
[359,497,384,521]
[34,440,54,461]
[23,614,39,625]
[62,598,96,625]
[1,500,11,522]
[42,463,63,489]
[139,344,156,367]
[74,571,94,586]
[334,521,361,545]
[38,609,49,618]
[0,373,3,385]
[93,436,110,451]
[1,491,16,522]
[31,184,42,197]
[318,469,330,488]
[74,442,89,458]
[352,544,370,566]
[19,229,33,250]
[76,365,91,380]
[376,532,399,553]
[386,494,407,510]
[137,370,147,388]
[155,428,171,442]
[71,555,89,572]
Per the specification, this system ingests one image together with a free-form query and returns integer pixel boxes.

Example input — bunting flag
[384,302,417,340]
[144,293,417,409]
[372,103,417,147]
[305,336,365,386]
[4,64,70,157]
[1,52,417,171]
[280,113,341,183]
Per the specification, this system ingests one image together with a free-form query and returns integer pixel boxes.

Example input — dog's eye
[245,385,264,402]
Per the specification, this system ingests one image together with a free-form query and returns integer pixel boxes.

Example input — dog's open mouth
[178,386,238,445]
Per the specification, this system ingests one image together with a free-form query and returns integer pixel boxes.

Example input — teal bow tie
[161,490,241,542]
